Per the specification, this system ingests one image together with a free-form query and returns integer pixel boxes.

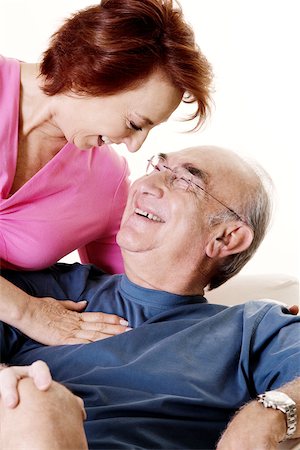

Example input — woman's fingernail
[120,319,128,326]
[125,327,132,332]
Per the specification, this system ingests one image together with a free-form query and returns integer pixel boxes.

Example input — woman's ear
[206,224,254,259]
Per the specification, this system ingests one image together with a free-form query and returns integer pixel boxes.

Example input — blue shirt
[1,263,300,449]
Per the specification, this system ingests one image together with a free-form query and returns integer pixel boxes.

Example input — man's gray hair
[206,160,273,291]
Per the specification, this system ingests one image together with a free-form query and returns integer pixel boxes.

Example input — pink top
[0,56,129,273]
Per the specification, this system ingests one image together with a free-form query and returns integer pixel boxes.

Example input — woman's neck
[19,62,65,143]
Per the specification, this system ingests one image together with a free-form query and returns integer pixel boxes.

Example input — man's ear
[206,223,254,259]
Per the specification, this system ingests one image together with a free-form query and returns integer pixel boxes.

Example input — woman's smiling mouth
[98,135,112,146]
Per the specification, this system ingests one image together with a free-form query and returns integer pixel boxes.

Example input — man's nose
[124,131,149,153]
[135,172,165,198]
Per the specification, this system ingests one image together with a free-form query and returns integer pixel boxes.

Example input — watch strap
[257,392,297,439]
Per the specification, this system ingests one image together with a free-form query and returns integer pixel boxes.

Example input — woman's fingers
[20,296,130,345]
[74,325,132,343]
[60,300,88,311]
[79,320,131,334]
[80,311,129,326]
[288,305,299,315]
[76,312,132,341]
[62,302,130,328]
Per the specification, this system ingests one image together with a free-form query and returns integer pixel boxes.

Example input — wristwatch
[257,390,297,440]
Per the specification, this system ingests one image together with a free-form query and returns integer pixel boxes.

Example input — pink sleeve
[78,160,130,274]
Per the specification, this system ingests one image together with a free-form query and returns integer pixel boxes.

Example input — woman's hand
[18,296,131,346]
[289,304,299,315]
[0,360,52,408]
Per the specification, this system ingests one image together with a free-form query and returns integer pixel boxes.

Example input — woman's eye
[129,121,142,132]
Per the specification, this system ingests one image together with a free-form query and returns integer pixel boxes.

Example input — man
[0,146,299,450]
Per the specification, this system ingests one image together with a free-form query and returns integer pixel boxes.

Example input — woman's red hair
[40,0,213,128]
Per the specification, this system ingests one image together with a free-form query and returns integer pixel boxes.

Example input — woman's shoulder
[0,54,20,75]
[0,55,20,101]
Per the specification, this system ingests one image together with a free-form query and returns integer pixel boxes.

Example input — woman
[0,0,212,345]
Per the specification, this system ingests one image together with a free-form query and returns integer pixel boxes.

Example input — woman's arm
[78,153,130,274]
[0,276,130,345]
[0,275,30,326]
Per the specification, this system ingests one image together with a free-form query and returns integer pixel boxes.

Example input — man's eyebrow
[158,153,209,183]
[183,164,209,183]
[158,152,167,160]
[135,112,154,126]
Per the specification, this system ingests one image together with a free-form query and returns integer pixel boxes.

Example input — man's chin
[117,223,157,253]
[117,234,152,254]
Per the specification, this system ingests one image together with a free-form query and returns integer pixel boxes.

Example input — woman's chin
[73,139,94,150]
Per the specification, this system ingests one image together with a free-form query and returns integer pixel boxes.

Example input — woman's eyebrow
[135,112,154,126]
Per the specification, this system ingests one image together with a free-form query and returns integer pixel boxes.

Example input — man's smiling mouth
[134,208,164,223]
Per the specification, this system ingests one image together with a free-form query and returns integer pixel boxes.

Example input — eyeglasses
[146,154,246,223]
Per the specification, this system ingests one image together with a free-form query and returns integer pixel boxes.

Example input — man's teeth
[134,208,163,222]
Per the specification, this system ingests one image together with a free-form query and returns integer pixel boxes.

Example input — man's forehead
[166,146,236,171]
[164,147,247,192]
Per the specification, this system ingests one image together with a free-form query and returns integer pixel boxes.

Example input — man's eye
[154,164,163,171]
[175,177,191,189]
[129,121,142,132]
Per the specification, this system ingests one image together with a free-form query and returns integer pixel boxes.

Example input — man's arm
[217,378,300,449]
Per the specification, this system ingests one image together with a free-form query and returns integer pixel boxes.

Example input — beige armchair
[205,273,299,307]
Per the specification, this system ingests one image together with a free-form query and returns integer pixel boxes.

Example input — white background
[1,0,299,278]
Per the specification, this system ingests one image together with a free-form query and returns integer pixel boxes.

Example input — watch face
[265,390,295,407]
[267,391,288,403]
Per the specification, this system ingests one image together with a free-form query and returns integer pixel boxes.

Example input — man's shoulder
[209,299,299,335]
[232,299,300,339]
[242,298,295,317]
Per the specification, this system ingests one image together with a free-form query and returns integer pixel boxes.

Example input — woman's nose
[125,130,149,153]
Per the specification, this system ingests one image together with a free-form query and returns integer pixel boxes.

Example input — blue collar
[119,274,207,310]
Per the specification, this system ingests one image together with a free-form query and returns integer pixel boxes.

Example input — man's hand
[17,295,131,346]
[0,360,52,408]
[217,401,286,450]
